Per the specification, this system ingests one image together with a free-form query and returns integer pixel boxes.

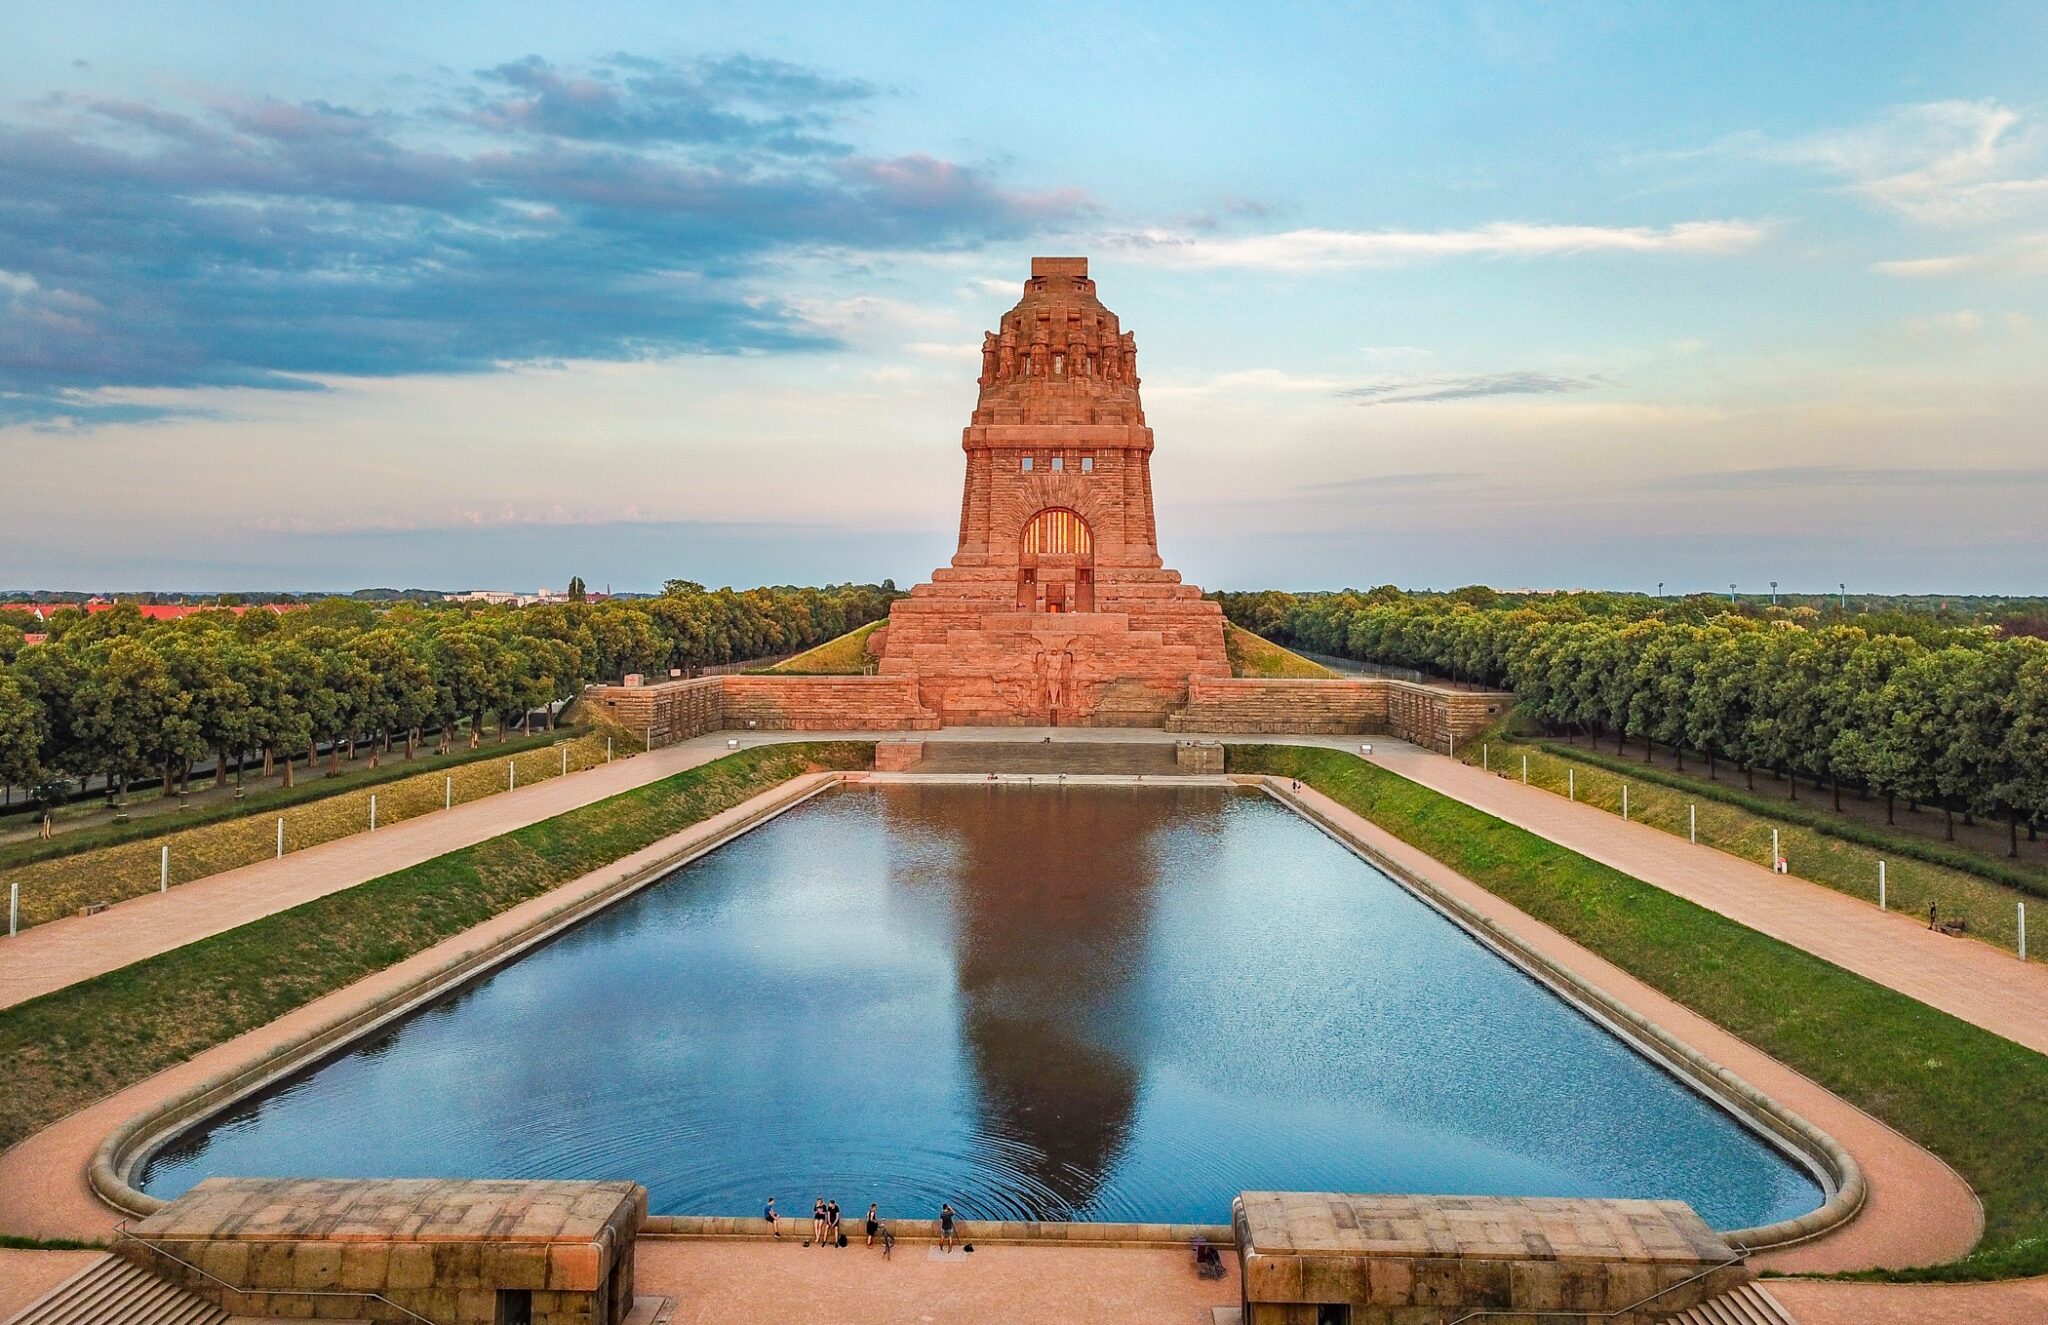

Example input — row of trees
[1216,589,2048,853]
[0,581,897,808]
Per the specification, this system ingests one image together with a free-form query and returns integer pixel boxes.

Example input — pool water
[139,784,1824,1228]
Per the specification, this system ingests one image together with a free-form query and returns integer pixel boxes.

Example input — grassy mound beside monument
[1224,624,1337,678]
[0,742,873,1158]
[762,620,885,674]
[1230,743,2048,1282]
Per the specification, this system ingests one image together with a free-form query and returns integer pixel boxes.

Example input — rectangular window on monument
[1021,456,1034,472]
[1081,455,1094,473]
[1052,456,1064,471]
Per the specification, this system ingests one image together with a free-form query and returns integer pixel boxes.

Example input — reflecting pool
[139,784,1824,1228]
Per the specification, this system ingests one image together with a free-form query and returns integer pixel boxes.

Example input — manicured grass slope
[0,742,871,1156]
[0,729,564,872]
[4,731,618,929]
[1231,744,2048,1282]
[763,620,884,674]
[1224,624,1338,678]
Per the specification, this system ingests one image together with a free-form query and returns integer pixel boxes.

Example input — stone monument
[875,257,1229,725]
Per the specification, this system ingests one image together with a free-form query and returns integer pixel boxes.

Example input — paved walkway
[637,1240,1233,1325]
[1365,745,2048,1056]
[0,734,784,1009]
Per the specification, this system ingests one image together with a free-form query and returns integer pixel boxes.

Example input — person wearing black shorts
[827,1199,842,1246]
[938,1202,957,1250]
[865,1203,879,1247]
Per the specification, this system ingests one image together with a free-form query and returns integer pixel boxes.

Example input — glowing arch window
[1023,508,1092,557]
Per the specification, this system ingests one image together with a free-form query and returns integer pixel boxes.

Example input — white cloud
[1100,220,1767,269]
[1872,231,2048,278]
[1757,100,2048,225]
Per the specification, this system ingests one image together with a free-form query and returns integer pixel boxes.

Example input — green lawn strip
[0,742,872,1158]
[1230,744,2048,1282]
[0,729,567,870]
[762,620,885,674]
[1470,734,2039,957]
[1520,735,2048,898]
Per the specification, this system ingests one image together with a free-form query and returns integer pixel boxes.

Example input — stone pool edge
[1256,775,1866,1254]
[88,769,859,1221]
[86,766,1859,1256]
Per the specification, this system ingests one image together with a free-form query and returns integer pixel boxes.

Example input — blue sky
[4,1,2046,593]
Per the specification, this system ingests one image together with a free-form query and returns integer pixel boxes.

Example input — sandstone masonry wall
[1168,677,1508,745]
[581,674,937,744]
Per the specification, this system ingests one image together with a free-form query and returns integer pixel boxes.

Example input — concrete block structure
[1233,1192,1750,1325]
[121,1177,645,1325]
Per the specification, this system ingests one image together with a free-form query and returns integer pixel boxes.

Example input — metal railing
[1443,1251,1749,1325]
[113,1222,442,1325]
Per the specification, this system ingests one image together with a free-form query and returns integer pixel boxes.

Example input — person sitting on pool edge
[764,1196,779,1238]
[812,1198,826,1246]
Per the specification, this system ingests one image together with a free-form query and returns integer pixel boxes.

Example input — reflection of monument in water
[879,785,1193,1218]
[874,257,1230,727]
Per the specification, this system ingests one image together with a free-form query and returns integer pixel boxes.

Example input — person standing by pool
[812,1198,826,1246]
[938,1202,957,1251]
[764,1196,779,1238]
[865,1203,879,1247]
[827,1198,842,1246]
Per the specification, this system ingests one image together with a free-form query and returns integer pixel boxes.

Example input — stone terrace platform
[125,1177,645,1325]
[1235,1192,1750,1325]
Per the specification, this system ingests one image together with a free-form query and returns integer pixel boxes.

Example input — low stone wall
[1167,676,1509,746]
[1234,1191,1750,1325]
[122,1177,643,1325]
[581,674,937,744]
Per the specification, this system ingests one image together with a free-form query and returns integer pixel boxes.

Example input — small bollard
[276,816,284,858]
[1568,768,1575,801]
[606,737,613,764]
[160,845,169,893]
[445,776,452,810]
[560,747,568,777]
[508,761,516,790]
[1521,754,1528,785]
[1482,743,1489,772]
[2021,903,2028,961]
[9,881,17,937]
[1878,860,1886,910]
[1448,731,1455,760]
[1771,828,1780,872]
[370,794,378,832]
[1689,803,1697,844]
[645,724,653,752]
[1622,784,1629,821]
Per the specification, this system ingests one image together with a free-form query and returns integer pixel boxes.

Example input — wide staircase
[3,1254,230,1325]
[913,740,1181,775]
[1656,1282,1798,1324]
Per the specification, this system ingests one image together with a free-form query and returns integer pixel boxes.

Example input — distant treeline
[0,581,898,803]
[1214,587,2048,850]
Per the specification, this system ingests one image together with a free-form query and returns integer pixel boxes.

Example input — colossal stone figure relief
[980,332,998,385]
[998,329,1017,378]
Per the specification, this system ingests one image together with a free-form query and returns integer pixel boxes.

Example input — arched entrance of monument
[1018,507,1094,613]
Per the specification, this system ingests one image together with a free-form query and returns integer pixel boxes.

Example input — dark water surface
[140,784,1823,1228]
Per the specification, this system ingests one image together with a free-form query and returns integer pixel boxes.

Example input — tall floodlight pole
[1840,582,1848,611]
[1656,582,1663,599]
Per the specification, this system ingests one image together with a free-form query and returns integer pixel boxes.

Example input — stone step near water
[909,740,1182,775]
[2,1254,229,1325]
